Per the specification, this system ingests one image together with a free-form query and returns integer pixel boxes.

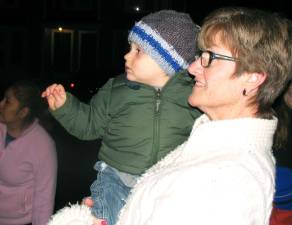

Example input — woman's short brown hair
[198,7,292,117]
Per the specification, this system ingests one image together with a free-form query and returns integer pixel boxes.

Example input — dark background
[0,0,291,212]
[0,0,291,98]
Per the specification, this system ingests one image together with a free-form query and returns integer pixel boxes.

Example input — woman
[270,80,292,225]
[0,80,57,225]
[49,7,292,225]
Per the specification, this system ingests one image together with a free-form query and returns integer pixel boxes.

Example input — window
[78,31,100,72]
[51,29,74,72]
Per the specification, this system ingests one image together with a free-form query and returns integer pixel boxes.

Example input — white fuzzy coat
[116,114,277,225]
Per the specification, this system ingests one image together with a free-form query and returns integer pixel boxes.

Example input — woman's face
[284,82,292,109]
[188,42,245,120]
[0,88,23,125]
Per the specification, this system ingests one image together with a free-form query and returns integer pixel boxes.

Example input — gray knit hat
[128,10,200,76]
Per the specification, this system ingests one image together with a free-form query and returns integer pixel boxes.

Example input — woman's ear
[246,72,267,87]
[241,72,267,97]
[18,107,29,119]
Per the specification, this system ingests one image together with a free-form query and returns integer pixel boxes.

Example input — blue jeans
[90,161,131,225]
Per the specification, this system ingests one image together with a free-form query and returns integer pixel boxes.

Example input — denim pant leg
[90,161,131,225]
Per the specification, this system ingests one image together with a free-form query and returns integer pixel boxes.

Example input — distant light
[70,82,75,88]
[134,6,140,12]
[58,27,63,32]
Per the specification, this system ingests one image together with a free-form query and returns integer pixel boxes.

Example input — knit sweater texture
[117,114,277,225]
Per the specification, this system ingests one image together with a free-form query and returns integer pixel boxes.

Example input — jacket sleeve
[51,78,113,140]
[32,135,57,225]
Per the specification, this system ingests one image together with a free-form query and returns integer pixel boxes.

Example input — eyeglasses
[196,50,238,68]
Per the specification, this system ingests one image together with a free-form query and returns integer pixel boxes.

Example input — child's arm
[41,78,113,140]
[41,84,67,111]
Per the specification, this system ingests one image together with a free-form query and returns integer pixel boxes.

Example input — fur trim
[47,203,94,225]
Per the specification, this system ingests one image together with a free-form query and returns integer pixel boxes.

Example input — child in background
[43,10,201,225]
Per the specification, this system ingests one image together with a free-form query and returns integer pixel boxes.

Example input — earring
[242,89,247,96]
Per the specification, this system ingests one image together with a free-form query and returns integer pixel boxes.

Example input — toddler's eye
[136,47,143,54]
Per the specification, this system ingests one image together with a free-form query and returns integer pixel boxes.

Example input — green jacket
[52,71,201,175]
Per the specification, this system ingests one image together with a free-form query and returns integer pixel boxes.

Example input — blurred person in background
[0,80,57,225]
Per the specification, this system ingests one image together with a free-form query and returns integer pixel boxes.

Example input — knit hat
[128,10,200,77]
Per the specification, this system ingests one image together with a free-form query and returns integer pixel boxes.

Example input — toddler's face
[124,42,169,87]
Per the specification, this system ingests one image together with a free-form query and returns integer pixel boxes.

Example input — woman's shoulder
[25,121,55,147]
[0,122,5,130]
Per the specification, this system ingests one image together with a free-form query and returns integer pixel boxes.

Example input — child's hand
[41,84,67,111]
[82,197,94,207]
[82,197,107,225]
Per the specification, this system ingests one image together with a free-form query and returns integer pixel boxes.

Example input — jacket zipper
[153,89,161,163]
[155,89,161,112]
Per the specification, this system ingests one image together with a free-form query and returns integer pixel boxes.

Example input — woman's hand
[93,218,108,225]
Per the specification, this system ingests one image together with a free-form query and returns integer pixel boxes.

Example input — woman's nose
[187,58,201,76]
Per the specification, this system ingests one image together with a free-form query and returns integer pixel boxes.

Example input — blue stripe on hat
[131,25,182,73]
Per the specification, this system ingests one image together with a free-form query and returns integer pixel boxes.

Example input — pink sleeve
[32,134,57,225]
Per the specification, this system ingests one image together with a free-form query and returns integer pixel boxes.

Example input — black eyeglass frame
[197,50,239,68]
